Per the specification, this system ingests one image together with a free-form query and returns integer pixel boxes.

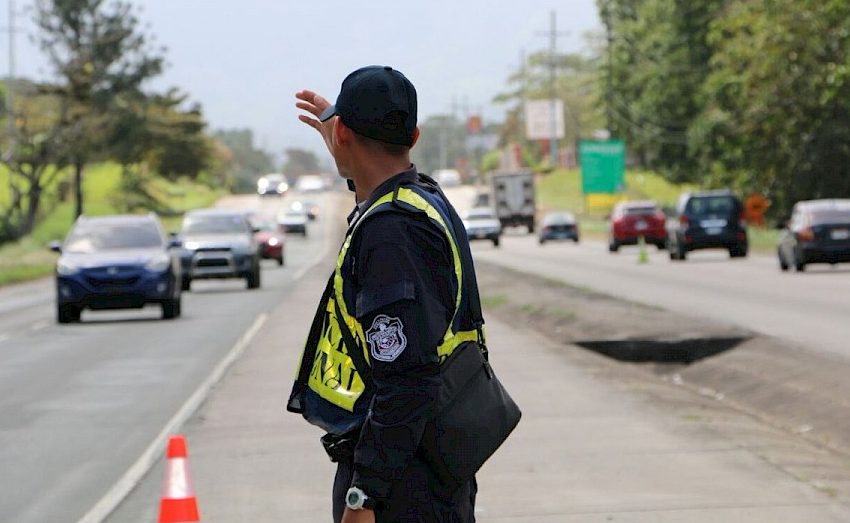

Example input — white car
[462,207,502,247]
[294,175,327,193]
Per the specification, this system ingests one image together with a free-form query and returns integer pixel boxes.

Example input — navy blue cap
[319,65,417,146]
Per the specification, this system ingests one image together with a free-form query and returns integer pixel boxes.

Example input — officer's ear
[410,127,421,148]
[334,117,353,147]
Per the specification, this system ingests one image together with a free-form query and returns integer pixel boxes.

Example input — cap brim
[319,105,338,122]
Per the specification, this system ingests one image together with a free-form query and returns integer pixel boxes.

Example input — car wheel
[181,277,191,291]
[655,242,666,250]
[247,265,261,289]
[677,242,687,261]
[162,297,181,320]
[539,238,545,245]
[609,241,619,253]
[729,245,748,258]
[778,249,789,271]
[794,251,806,272]
[57,304,81,324]
[492,237,500,247]
[277,254,284,266]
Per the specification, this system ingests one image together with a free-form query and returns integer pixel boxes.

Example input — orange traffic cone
[158,435,200,523]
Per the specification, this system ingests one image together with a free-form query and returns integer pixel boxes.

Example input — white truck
[490,171,536,233]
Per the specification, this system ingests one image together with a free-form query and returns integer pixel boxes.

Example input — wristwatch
[345,486,376,510]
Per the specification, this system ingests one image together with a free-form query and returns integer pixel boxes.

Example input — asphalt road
[0,191,343,523]
[467,231,850,361]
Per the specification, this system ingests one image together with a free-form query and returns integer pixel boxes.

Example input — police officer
[288,66,482,522]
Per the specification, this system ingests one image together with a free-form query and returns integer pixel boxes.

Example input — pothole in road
[574,336,750,364]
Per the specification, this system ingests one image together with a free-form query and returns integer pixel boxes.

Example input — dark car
[461,207,502,247]
[257,174,289,197]
[666,190,748,260]
[539,212,579,244]
[179,209,262,290]
[608,200,666,252]
[246,212,286,266]
[51,214,183,323]
[778,199,850,272]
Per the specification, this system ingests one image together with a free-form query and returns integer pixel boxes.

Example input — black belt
[321,432,358,463]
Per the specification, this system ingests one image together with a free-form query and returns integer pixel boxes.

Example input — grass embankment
[0,163,224,286]
[536,168,779,252]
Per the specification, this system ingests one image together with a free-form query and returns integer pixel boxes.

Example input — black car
[538,212,580,244]
[51,214,183,323]
[667,190,748,260]
[778,199,850,272]
[179,209,262,290]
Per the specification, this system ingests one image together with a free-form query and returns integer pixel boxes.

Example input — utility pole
[4,0,16,160]
[538,11,569,167]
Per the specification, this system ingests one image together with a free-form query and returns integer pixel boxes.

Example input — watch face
[346,488,364,510]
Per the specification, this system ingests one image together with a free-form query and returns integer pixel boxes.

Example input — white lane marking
[76,313,268,523]
[0,334,9,344]
[30,321,49,332]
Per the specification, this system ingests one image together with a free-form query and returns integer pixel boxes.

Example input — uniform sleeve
[350,213,455,501]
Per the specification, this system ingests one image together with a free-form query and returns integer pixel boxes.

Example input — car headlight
[267,237,279,246]
[56,259,80,276]
[183,241,199,251]
[145,254,171,272]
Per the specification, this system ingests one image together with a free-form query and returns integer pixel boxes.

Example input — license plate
[635,221,648,231]
[474,232,487,238]
[831,229,850,240]
[707,228,723,235]
[701,219,727,228]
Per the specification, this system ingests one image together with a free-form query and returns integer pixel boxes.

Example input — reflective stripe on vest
[305,185,479,413]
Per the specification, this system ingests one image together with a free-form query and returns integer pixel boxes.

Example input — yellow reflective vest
[288,175,481,435]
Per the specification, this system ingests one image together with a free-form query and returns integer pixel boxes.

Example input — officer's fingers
[297,114,322,132]
[295,100,320,115]
[296,90,331,113]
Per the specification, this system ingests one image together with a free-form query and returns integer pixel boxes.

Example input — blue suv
[51,214,183,323]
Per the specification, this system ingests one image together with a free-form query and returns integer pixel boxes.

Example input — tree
[692,0,850,217]
[0,81,71,241]
[282,148,320,177]
[35,0,164,217]
[213,129,274,193]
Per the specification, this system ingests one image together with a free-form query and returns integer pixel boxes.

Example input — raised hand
[295,89,336,157]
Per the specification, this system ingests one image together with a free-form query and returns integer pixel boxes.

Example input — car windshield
[543,213,574,225]
[810,208,850,225]
[251,218,278,232]
[65,222,162,253]
[466,210,496,220]
[182,215,248,235]
[624,206,658,216]
[686,196,736,216]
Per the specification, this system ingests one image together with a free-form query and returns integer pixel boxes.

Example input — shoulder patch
[366,315,408,362]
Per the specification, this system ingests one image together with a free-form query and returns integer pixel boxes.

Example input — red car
[248,214,286,265]
[608,200,667,252]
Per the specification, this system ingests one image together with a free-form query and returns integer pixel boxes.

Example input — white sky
[5,0,601,158]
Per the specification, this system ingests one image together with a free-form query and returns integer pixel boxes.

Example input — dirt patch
[476,259,850,463]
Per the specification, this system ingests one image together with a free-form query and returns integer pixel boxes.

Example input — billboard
[578,139,626,194]
[524,99,565,140]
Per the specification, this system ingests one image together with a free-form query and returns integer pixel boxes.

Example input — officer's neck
[350,155,412,203]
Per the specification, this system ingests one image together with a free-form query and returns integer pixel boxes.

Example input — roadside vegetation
[0,163,223,286]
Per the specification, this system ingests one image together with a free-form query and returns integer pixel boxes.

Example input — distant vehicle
[490,171,536,233]
[666,190,748,260]
[778,199,850,272]
[538,212,579,244]
[608,200,667,252]
[245,212,285,266]
[461,207,502,247]
[294,174,326,193]
[434,168,462,187]
[473,191,490,208]
[278,205,308,236]
[294,200,320,221]
[179,209,262,290]
[50,214,183,323]
[257,174,289,197]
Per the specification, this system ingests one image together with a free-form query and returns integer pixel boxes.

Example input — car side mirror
[168,238,182,248]
[252,226,261,234]
[49,240,62,253]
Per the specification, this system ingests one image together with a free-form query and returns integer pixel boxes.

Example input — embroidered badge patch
[366,315,407,362]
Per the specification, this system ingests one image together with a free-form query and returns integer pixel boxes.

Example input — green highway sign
[579,139,626,194]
